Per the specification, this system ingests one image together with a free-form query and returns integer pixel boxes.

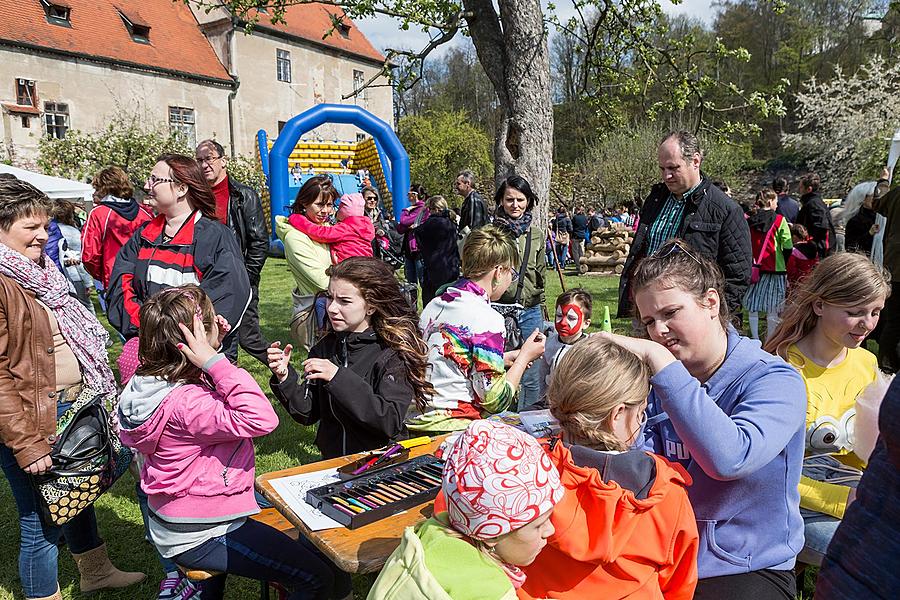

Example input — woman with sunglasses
[410,226,545,433]
[107,154,250,361]
[601,239,806,600]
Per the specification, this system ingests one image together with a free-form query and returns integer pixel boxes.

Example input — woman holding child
[604,239,807,599]
[276,175,336,349]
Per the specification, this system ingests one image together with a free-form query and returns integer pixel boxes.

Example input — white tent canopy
[0,163,93,203]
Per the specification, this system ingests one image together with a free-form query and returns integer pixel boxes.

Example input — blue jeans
[173,518,351,600]
[404,256,424,286]
[516,305,544,411]
[554,243,569,267]
[0,402,103,597]
[798,510,841,567]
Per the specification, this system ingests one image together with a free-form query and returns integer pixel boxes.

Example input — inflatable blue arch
[258,103,410,253]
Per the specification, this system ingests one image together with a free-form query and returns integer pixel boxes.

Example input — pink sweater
[118,357,279,522]
[288,213,375,263]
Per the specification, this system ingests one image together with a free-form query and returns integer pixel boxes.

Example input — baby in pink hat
[367,420,563,599]
[288,192,375,263]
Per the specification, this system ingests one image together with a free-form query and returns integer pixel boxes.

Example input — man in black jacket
[797,172,836,260]
[618,131,751,320]
[571,206,589,275]
[196,139,270,364]
[455,169,489,232]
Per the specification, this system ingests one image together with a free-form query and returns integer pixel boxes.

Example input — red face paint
[555,303,585,338]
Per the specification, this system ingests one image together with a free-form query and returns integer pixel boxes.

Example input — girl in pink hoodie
[288,192,375,263]
[117,285,350,600]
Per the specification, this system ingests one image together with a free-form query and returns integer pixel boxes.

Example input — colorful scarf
[0,242,116,394]
[493,210,533,238]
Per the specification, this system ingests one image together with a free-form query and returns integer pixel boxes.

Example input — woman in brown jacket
[0,176,144,600]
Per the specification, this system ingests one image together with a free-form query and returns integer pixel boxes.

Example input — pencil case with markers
[305,455,444,529]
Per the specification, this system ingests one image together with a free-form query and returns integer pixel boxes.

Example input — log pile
[579,222,634,276]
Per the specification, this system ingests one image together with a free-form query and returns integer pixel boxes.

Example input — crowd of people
[0,129,897,600]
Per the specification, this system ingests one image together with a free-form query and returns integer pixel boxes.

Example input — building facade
[0,0,392,167]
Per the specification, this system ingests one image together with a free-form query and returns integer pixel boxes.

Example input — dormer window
[117,8,151,44]
[40,0,71,27]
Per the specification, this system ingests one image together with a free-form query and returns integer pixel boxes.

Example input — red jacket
[81,197,153,289]
[519,442,699,600]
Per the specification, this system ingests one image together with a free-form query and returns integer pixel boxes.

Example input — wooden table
[255,438,444,574]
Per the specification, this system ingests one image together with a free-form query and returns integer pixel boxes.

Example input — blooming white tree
[783,56,900,194]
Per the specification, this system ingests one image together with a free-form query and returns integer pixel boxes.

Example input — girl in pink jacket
[289,192,375,263]
[117,285,350,600]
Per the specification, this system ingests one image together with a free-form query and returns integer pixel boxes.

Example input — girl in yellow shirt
[766,253,890,566]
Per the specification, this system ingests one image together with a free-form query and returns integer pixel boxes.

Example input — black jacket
[107,212,251,341]
[269,330,412,459]
[845,206,877,254]
[797,192,836,260]
[618,176,751,318]
[416,211,461,303]
[553,215,573,236]
[460,190,488,231]
[572,213,589,238]
[227,177,269,286]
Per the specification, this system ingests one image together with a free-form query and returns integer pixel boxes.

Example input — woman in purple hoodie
[118,285,349,600]
[603,239,806,600]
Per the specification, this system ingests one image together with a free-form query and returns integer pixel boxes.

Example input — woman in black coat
[416,195,461,304]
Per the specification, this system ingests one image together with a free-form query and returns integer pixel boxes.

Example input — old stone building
[0,0,391,166]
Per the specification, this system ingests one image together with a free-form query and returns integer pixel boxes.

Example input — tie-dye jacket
[409,279,517,432]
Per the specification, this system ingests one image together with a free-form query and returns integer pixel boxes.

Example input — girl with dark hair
[278,175,338,350]
[600,239,806,599]
[492,175,547,410]
[268,256,433,459]
[107,154,250,357]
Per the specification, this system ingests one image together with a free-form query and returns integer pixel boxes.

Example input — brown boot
[71,542,146,593]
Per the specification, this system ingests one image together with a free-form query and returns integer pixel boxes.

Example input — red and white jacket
[81,196,153,289]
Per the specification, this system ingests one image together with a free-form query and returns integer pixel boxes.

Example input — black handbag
[492,232,533,352]
[30,387,133,526]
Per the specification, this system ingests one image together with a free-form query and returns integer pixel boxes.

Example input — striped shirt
[646,181,702,254]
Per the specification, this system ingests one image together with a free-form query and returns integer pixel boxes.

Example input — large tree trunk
[464,0,553,229]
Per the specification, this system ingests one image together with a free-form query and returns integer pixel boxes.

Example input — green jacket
[367,516,516,600]
[497,225,546,309]
[275,216,331,295]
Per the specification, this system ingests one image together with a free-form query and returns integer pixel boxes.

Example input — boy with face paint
[540,290,593,399]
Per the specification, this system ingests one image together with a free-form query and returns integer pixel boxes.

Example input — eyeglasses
[649,240,701,265]
[147,174,177,188]
[196,155,222,166]
[364,196,377,202]
[510,267,520,282]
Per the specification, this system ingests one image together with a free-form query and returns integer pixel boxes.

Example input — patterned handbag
[30,387,133,526]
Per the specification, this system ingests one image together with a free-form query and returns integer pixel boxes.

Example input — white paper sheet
[268,467,344,531]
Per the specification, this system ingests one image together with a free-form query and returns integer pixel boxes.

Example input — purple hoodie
[118,355,278,522]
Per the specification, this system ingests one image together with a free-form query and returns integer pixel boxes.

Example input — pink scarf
[0,242,115,394]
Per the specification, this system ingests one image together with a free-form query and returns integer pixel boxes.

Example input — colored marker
[343,496,372,511]
[396,473,427,490]
[372,444,403,467]
[351,454,381,475]
[331,502,356,517]
[331,496,364,513]
[399,436,431,449]
[413,470,442,485]
[350,493,379,509]
[374,483,404,500]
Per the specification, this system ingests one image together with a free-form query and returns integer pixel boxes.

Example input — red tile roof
[247,5,385,64]
[0,0,232,83]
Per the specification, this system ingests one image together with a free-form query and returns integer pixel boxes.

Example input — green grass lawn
[0,260,815,598]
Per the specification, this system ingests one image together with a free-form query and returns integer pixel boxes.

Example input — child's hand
[177,315,218,368]
[303,358,339,382]
[268,341,292,383]
[519,330,546,363]
[215,315,231,348]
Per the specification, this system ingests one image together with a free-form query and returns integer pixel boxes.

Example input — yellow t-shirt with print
[787,345,878,519]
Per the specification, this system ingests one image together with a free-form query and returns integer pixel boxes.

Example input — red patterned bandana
[442,420,563,541]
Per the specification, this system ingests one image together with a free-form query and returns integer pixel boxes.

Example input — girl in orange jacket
[520,336,699,599]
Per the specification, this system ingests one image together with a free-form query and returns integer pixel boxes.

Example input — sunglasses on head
[649,240,701,265]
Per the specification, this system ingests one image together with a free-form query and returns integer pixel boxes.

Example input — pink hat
[337,193,365,219]
[442,420,563,541]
